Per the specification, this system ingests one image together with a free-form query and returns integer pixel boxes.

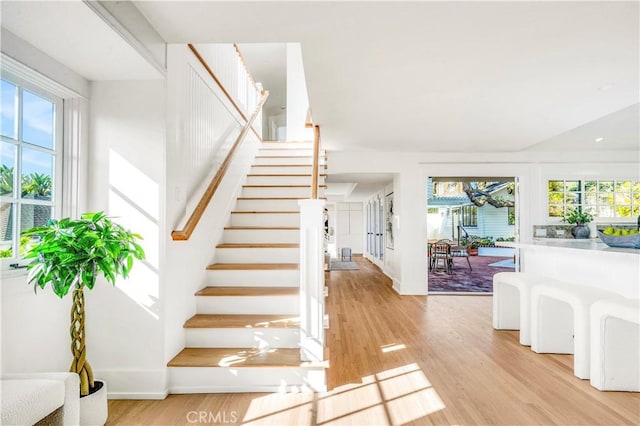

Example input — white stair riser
[196,295,299,315]
[235,199,301,211]
[242,187,320,198]
[254,157,317,166]
[168,367,326,393]
[223,229,299,244]
[231,213,300,227]
[261,142,313,150]
[246,175,325,185]
[206,269,299,286]
[257,149,316,156]
[215,247,299,263]
[250,166,315,175]
[185,328,300,349]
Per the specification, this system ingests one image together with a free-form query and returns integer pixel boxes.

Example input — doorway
[426,177,518,294]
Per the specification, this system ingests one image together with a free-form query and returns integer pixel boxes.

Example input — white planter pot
[79,380,108,426]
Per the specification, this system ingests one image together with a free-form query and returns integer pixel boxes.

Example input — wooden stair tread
[236,197,326,200]
[258,148,321,151]
[252,164,327,168]
[184,314,299,329]
[195,286,299,297]
[224,226,300,230]
[216,243,299,248]
[242,184,327,188]
[247,173,327,177]
[168,348,322,368]
[261,141,312,144]
[231,211,299,214]
[207,263,299,270]
[255,155,325,158]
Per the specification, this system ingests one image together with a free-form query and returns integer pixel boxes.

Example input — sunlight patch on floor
[381,343,407,353]
[239,363,445,424]
[316,382,383,423]
[241,393,314,425]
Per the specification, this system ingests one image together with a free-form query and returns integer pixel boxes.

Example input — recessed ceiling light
[597,84,614,91]
[595,137,605,142]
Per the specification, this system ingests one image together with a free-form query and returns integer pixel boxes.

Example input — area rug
[488,259,516,268]
[329,260,360,270]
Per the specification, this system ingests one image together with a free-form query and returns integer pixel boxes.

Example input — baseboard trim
[169,384,326,394]
[108,390,169,400]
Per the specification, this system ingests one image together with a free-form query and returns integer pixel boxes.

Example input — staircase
[167,140,328,393]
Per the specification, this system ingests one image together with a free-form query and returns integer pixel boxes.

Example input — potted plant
[22,212,145,425]
[461,236,481,256]
[563,208,593,239]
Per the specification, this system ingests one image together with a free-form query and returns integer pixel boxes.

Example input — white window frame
[461,205,478,227]
[547,177,640,223]
[1,73,63,269]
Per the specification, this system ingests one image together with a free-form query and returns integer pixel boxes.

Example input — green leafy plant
[461,235,495,248]
[22,212,145,396]
[21,172,52,198]
[0,164,14,195]
[563,208,593,225]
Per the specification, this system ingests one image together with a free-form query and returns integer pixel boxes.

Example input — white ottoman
[590,297,640,391]
[1,372,79,426]
[492,272,552,346]
[531,282,619,379]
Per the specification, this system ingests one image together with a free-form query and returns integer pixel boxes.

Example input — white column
[298,199,326,362]
[286,43,313,141]
[396,167,428,294]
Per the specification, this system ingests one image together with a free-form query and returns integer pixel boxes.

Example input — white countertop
[518,238,640,256]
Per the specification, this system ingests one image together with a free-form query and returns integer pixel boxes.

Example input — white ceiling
[3,1,638,201]
[134,1,639,153]
[326,173,395,202]
[0,1,162,81]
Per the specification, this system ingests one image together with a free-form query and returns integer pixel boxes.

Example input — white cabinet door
[349,209,363,253]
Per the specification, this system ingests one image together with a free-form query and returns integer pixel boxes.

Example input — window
[433,181,463,197]
[548,179,640,219]
[462,205,477,227]
[1,77,62,262]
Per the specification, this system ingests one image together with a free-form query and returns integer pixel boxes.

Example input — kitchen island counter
[517,238,639,299]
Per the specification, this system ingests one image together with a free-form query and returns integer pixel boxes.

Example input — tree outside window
[507,207,515,225]
[548,179,640,219]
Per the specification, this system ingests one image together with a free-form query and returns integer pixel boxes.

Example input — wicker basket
[597,231,640,249]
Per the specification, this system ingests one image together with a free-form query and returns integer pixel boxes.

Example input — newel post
[298,198,326,362]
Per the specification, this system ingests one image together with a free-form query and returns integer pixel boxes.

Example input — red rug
[428,255,514,293]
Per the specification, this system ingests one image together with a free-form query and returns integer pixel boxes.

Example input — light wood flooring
[107,257,640,425]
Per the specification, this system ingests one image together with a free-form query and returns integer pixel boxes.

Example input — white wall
[163,45,261,393]
[335,202,363,255]
[87,80,166,398]
[1,274,72,374]
[286,43,313,141]
[1,29,90,98]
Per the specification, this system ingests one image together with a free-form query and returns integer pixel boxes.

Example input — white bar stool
[590,297,640,391]
[492,272,551,346]
[531,282,619,379]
